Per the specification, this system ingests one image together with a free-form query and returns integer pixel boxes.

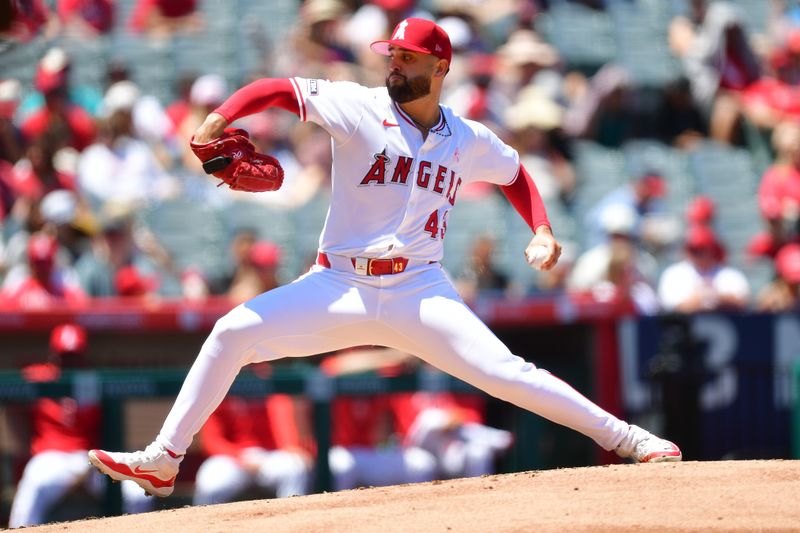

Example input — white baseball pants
[156,263,629,456]
[193,447,310,504]
[329,445,437,491]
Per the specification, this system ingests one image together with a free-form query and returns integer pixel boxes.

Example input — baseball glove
[189,128,284,192]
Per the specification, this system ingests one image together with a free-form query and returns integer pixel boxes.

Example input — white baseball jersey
[288,77,520,261]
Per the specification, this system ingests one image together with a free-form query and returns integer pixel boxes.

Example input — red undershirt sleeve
[213,78,300,122]
[500,164,551,232]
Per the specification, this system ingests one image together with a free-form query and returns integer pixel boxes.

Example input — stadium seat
[139,199,229,277]
[538,2,616,70]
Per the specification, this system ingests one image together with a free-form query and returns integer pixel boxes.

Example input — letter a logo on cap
[394,19,408,40]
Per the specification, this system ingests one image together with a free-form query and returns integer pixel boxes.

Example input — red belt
[317,252,411,275]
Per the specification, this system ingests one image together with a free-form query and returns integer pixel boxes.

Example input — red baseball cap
[370,0,415,10]
[250,241,282,267]
[50,323,88,355]
[776,243,800,283]
[686,195,715,225]
[685,225,725,261]
[35,68,67,93]
[637,173,666,198]
[115,265,158,296]
[27,233,58,263]
[371,18,452,64]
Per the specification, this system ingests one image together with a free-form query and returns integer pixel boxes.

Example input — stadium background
[0,0,799,527]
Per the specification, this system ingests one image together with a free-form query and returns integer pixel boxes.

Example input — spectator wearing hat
[494,29,562,104]
[39,189,95,263]
[19,48,98,150]
[9,324,150,527]
[227,240,283,304]
[756,243,800,312]
[0,232,87,310]
[685,195,716,227]
[568,204,660,314]
[749,120,800,259]
[657,225,750,313]
[504,85,575,205]
[583,171,670,249]
[78,81,173,208]
[74,203,173,297]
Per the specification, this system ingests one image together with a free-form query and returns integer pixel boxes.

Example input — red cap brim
[370,40,437,58]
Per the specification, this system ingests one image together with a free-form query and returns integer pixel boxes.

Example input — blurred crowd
[0,0,799,315]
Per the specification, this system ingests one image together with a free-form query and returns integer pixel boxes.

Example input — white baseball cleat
[615,424,682,463]
[88,442,183,497]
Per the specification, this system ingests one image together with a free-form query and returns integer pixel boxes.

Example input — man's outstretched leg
[381,268,682,465]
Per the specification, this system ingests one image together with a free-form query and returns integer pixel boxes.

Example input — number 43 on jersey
[424,210,448,239]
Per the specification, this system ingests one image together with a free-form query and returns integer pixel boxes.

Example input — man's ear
[434,59,449,78]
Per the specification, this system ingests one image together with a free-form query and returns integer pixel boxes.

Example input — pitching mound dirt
[30,460,800,532]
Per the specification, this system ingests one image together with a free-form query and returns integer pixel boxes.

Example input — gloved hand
[190,128,284,192]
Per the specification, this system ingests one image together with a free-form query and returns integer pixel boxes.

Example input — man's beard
[386,73,431,103]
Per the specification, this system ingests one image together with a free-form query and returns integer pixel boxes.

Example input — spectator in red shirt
[194,394,311,504]
[0,232,88,309]
[8,324,149,528]
[20,48,96,151]
[742,30,800,131]
[750,120,800,258]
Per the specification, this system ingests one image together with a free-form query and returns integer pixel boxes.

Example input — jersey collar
[392,101,451,138]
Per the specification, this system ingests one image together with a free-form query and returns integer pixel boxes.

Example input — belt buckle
[354,257,369,275]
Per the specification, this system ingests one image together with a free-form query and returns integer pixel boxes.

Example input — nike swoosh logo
[383,119,399,127]
[134,466,159,474]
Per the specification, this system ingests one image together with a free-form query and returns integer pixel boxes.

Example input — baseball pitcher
[89,18,681,498]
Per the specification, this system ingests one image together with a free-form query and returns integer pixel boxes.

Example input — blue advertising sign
[619,312,800,460]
